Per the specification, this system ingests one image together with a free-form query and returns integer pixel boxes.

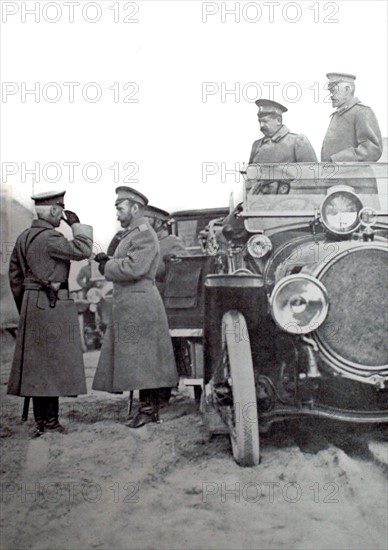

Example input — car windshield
[172,208,229,254]
[243,162,388,231]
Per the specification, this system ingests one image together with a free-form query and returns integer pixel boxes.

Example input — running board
[261,405,388,424]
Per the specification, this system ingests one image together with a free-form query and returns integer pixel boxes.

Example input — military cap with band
[31,190,66,207]
[255,99,288,116]
[146,205,171,221]
[115,186,149,207]
[326,72,356,86]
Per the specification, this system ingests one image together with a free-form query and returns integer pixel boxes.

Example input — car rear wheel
[223,310,260,467]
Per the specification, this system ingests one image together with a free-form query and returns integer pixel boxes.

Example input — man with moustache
[321,72,383,163]
[92,187,178,428]
[249,99,317,164]
[8,191,93,437]
[249,99,317,194]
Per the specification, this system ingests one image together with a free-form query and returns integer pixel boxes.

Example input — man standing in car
[249,99,318,164]
[92,187,178,428]
[8,191,93,437]
[321,72,383,162]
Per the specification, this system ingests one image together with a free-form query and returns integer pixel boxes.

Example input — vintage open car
[163,162,388,467]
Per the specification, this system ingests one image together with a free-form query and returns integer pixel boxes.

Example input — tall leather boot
[45,397,64,432]
[32,397,46,437]
[126,390,146,422]
[127,389,160,428]
[159,387,172,406]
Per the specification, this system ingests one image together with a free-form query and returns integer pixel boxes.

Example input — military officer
[8,191,93,437]
[249,99,318,165]
[321,72,383,162]
[145,205,188,283]
[145,205,189,403]
[92,187,178,428]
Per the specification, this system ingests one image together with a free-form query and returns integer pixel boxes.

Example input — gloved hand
[63,210,80,226]
[98,262,107,275]
[94,253,110,263]
[94,252,110,275]
[163,253,177,263]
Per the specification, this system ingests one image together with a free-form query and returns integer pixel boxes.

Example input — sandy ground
[1,330,387,550]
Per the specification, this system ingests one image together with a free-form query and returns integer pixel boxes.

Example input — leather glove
[94,253,110,275]
[98,261,108,275]
[63,210,80,226]
[94,253,110,263]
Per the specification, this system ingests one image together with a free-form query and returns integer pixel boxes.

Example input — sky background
[1,0,387,249]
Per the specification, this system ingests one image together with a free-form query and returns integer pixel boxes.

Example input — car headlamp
[359,206,377,228]
[247,234,272,259]
[320,186,363,235]
[270,274,329,334]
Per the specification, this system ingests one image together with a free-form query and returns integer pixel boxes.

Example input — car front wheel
[222,310,260,467]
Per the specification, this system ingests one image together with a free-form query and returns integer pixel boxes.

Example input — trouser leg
[158,387,172,405]
[45,397,60,428]
[139,389,147,404]
[32,397,46,424]
[150,389,159,412]
[31,397,63,435]
[32,397,46,436]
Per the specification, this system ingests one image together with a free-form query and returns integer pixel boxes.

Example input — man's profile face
[116,200,135,228]
[258,115,281,137]
[329,82,350,108]
[51,205,64,227]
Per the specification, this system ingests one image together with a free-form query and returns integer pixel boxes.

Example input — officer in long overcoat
[321,72,383,163]
[92,187,178,428]
[7,191,93,436]
[249,99,318,165]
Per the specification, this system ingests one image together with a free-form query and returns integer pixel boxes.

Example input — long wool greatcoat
[321,97,383,162]
[249,125,318,164]
[7,219,93,397]
[92,217,178,392]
